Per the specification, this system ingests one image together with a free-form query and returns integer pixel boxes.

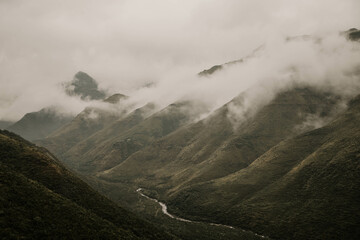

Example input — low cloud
[0,0,359,121]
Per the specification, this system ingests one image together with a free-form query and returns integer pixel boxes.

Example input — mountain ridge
[64,71,106,100]
[6,107,72,141]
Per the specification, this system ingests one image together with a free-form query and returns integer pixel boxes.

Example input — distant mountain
[344,28,360,41]
[36,96,128,160]
[5,71,112,141]
[64,71,106,100]
[0,120,14,129]
[60,102,157,172]
[198,45,263,76]
[200,28,359,77]
[0,130,174,239]
[39,100,209,174]
[6,107,72,141]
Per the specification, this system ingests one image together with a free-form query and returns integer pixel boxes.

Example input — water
[136,187,269,239]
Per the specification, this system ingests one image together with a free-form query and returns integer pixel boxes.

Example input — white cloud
[0,0,359,120]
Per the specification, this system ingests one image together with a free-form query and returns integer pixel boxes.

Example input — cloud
[0,0,359,121]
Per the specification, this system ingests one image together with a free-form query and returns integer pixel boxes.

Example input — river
[136,188,269,239]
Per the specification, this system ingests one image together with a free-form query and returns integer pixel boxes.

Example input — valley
[136,188,271,239]
[1,25,360,239]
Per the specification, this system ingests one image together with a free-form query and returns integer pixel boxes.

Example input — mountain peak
[64,71,106,100]
[103,93,128,104]
[343,28,360,41]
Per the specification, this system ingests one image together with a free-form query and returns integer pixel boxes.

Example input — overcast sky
[0,0,359,121]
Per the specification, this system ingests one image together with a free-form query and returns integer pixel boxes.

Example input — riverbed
[136,188,269,239]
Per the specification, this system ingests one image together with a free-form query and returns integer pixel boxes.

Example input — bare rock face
[64,71,106,100]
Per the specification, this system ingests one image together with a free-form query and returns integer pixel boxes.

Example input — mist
[0,0,359,121]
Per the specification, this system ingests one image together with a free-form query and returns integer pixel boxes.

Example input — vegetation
[166,95,360,239]
[39,100,208,174]
[34,82,360,240]
[31,32,360,239]
[6,108,72,141]
[93,88,360,239]
[0,130,174,239]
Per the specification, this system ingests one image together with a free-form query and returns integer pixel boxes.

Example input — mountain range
[5,71,112,141]
[2,29,360,239]
[34,83,360,239]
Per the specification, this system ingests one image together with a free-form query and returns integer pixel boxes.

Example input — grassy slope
[35,93,128,159]
[0,130,174,240]
[33,87,351,240]
[6,108,72,141]
[36,106,124,160]
[82,177,269,240]
[100,88,340,194]
[0,120,14,129]
[166,96,360,240]
[60,101,209,174]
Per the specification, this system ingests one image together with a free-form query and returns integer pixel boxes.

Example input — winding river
[136,188,268,239]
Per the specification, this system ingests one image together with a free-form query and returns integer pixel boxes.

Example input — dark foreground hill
[0,130,174,240]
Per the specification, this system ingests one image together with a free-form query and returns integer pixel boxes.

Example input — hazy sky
[0,0,359,121]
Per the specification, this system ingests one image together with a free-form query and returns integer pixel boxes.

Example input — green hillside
[42,100,209,174]
[36,93,128,160]
[165,95,360,240]
[0,130,174,240]
[99,87,341,191]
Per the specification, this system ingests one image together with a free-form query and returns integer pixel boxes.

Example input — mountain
[200,28,359,77]
[35,93,128,159]
[0,130,174,239]
[92,88,360,240]
[0,120,14,129]
[99,87,341,189]
[5,72,111,141]
[198,45,263,76]
[64,71,106,100]
[31,30,360,239]
[60,102,157,172]
[6,107,72,141]
[164,94,360,240]
[41,84,358,240]
[36,107,123,159]
[40,100,209,174]
[344,28,360,41]
[104,93,128,104]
